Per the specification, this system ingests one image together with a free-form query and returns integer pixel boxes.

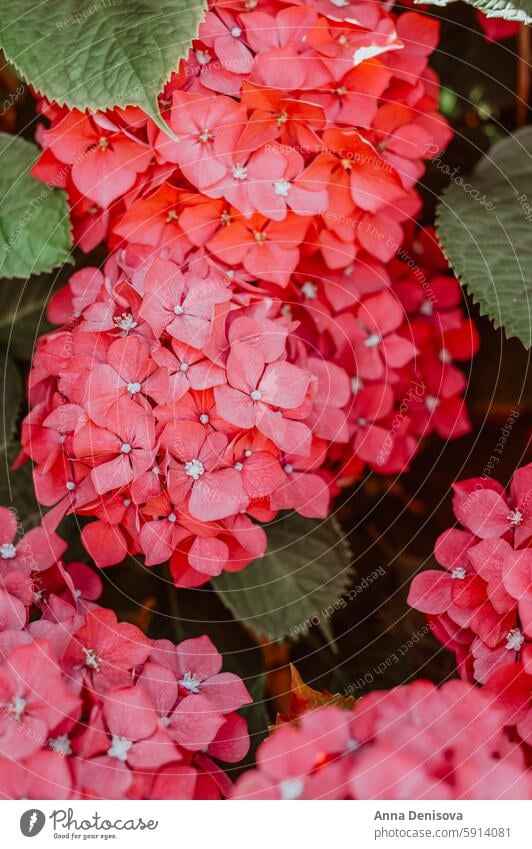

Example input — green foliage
[0,0,207,130]
[213,514,353,642]
[417,0,532,23]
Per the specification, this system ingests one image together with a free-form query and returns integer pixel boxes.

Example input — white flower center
[180,362,189,372]
[506,628,525,651]
[364,333,381,348]
[284,463,294,474]
[232,164,248,180]
[198,129,212,144]
[234,462,244,471]
[452,567,466,579]
[161,715,171,727]
[84,648,101,670]
[330,0,349,7]
[351,376,363,394]
[59,434,66,444]
[8,695,26,721]
[301,281,318,299]
[231,26,242,37]
[121,443,132,454]
[0,543,16,559]
[185,459,205,480]
[439,347,451,364]
[357,417,367,427]
[114,312,137,334]
[250,389,261,401]
[180,671,201,693]
[173,304,184,315]
[66,480,76,491]
[168,512,177,523]
[245,449,252,457]
[420,300,433,316]
[508,510,523,527]
[280,778,304,800]
[49,734,72,756]
[108,735,133,762]
[199,413,209,424]
[123,498,131,507]
[274,179,291,197]
[426,395,440,412]
[128,382,142,394]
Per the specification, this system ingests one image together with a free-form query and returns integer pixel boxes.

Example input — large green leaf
[0,274,56,359]
[0,134,72,279]
[0,1,207,130]
[436,127,532,348]
[416,0,532,23]
[213,514,353,643]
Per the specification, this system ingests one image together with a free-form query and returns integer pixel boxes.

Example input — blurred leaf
[213,514,353,643]
[437,127,532,348]
[0,133,72,278]
[0,0,207,132]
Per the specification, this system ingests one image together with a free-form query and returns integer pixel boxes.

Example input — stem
[517,25,531,127]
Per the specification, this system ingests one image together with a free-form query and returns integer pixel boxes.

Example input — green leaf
[416,0,532,24]
[436,127,532,348]
[0,133,72,279]
[213,513,353,643]
[0,1,207,130]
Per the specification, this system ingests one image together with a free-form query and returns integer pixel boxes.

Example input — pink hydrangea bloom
[408,461,532,742]
[232,679,531,799]
[20,0,478,633]
[0,522,252,799]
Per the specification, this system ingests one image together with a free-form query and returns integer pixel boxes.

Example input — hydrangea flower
[232,679,531,799]
[19,0,477,596]
[0,517,252,799]
[408,462,532,743]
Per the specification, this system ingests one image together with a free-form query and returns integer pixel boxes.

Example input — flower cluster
[21,250,351,584]
[232,679,531,799]
[0,507,251,799]
[24,0,479,580]
[408,462,532,746]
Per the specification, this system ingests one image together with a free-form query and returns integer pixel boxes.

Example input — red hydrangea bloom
[408,461,532,743]
[0,517,252,799]
[24,1,477,578]
[232,679,531,799]
[476,11,520,42]
[21,249,350,585]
